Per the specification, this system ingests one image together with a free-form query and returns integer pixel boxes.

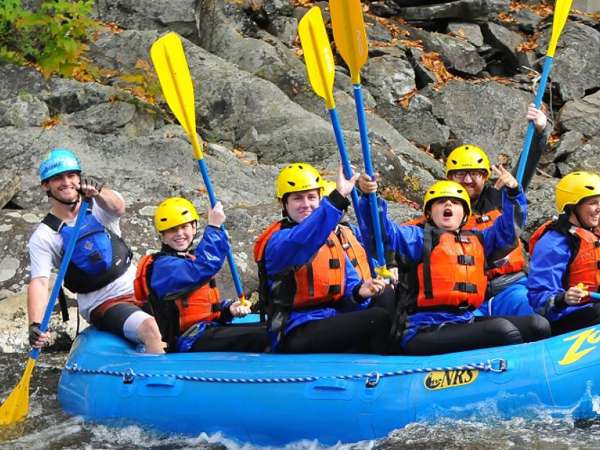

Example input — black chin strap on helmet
[46,189,81,206]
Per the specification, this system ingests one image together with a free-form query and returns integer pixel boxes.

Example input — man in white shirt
[28,148,164,353]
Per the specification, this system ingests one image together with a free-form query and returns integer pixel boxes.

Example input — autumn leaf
[548,133,561,146]
[399,39,423,49]
[103,21,123,33]
[42,117,60,129]
[517,33,539,53]
[135,59,151,71]
[398,88,416,110]
[498,12,516,23]
[380,186,420,210]
[420,51,456,89]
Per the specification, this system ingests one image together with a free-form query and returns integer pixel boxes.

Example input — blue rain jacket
[264,197,367,335]
[150,225,230,316]
[527,228,596,322]
[358,187,527,347]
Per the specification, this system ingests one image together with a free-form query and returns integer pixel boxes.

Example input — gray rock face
[395,0,511,21]
[363,55,416,106]
[555,137,600,177]
[447,22,484,47]
[429,80,532,164]
[558,91,600,138]
[95,0,197,38]
[404,26,487,75]
[482,22,525,71]
[377,94,450,152]
[540,22,600,102]
[0,169,20,209]
[0,93,49,128]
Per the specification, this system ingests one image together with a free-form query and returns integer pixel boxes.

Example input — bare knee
[137,317,165,353]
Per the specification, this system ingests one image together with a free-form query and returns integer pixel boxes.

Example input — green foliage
[0,0,98,78]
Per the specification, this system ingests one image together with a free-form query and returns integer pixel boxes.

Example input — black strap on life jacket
[255,218,297,343]
[140,252,178,352]
[42,211,133,294]
[422,222,438,299]
[546,214,583,288]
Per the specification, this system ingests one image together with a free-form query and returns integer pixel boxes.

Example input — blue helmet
[38,148,81,182]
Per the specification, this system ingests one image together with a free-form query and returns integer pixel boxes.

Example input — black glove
[29,322,43,347]
[79,176,104,196]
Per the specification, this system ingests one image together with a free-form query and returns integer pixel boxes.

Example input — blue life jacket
[42,209,132,293]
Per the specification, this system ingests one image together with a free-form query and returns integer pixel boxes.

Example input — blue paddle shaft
[328,107,374,276]
[353,84,386,268]
[591,292,600,301]
[515,56,553,184]
[31,198,90,359]
[197,159,245,298]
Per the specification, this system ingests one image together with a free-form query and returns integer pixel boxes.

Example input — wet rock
[558,90,600,139]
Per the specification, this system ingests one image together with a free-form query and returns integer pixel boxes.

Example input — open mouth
[443,208,453,218]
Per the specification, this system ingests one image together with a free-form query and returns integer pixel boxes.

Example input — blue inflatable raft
[58,325,600,446]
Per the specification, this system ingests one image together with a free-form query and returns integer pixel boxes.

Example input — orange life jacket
[254,220,346,309]
[405,210,525,280]
[134,253,221,333]
[415,226,488,310]
[530,219,600,294]
[336,224,371,281]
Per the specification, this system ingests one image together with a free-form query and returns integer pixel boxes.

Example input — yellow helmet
[276,163,323,199]
[555,171,600,213]
[423,180,471,218]
[154,197,200,232]
[445,144,491,177]
[322,180,337,196]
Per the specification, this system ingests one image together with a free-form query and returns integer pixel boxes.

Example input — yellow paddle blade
[0,358,35,425]
[298,7,336,109]
[151,32,204,160]
[547,0,573,57]
[329,0,368,84]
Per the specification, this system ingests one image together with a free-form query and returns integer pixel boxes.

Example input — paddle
[298,7,371,268]
[0,198,89,425]
[515,0,573,185]
[329,0,391,279]
[150,32,248,306]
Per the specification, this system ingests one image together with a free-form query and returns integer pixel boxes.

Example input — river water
[2,352,600,450]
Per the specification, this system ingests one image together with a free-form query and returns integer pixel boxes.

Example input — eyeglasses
[449,170,487,180]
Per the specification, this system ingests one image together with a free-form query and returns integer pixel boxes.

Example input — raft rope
[64,358,507,386]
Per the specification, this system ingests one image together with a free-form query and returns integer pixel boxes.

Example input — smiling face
[573,195,600,229]
[447,169,488,201]
[284,189,321,223]
[160,221,197,251]
[428,197,466,231]
[42,171,80,204]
